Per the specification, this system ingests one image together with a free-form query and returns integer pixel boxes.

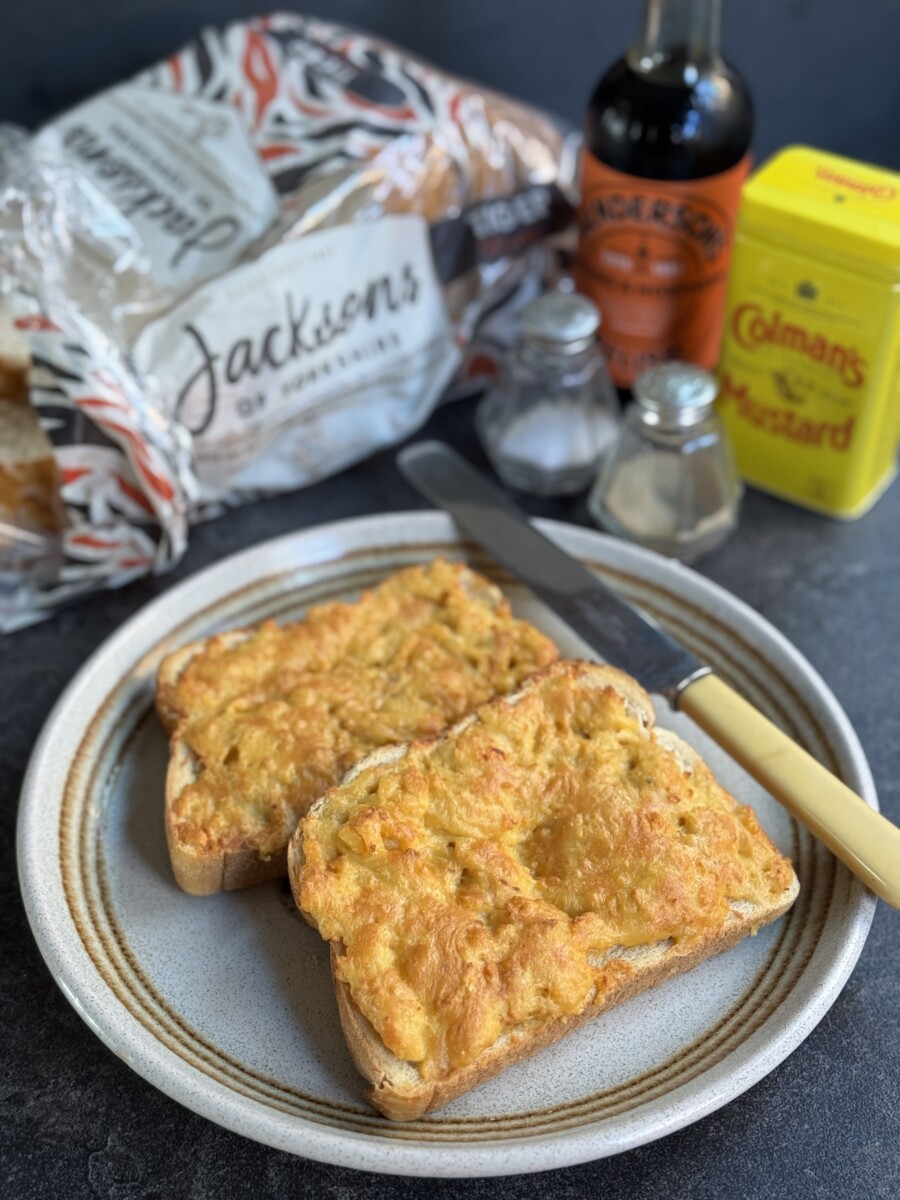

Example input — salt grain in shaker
[588,363,742,563]
[476,293,620,495]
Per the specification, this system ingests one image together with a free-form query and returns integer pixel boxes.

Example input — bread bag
[0,13,577,629]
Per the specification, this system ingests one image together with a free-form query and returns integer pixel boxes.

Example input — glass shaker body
[476,294,620,496]
[588,364,742,562]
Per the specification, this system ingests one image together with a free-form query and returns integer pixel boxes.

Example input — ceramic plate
[17,513,876,1177]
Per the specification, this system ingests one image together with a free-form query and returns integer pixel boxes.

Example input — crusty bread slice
[290,661,800,1121]
[156,629,253,737]
[161,629,290,894]
[160,628,289,892]
[157,560,558,895]
[0,398,64,536]
[329,902,788,1121]
[0,312,30,403]
[163,698,289,895]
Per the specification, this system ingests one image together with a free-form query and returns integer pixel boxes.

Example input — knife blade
[397,440,708,701]
[397,439,900,909]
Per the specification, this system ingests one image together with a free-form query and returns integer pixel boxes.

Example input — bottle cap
[634,363,718,426]
[521,293,600,354]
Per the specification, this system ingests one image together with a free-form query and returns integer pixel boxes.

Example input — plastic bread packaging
[0,12,579,631]
[0,282,193,632]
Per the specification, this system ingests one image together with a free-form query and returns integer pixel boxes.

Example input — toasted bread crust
[156,629,253,735]
[291,661,800,1119]
[163,737,288,894]
[0,397,65,536]
[158,563,558,894]
[159,631,262,894]
[332,889,797,1121]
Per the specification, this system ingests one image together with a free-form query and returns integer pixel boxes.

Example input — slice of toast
[290,660,800,1121]
[0,398,64,536]
[156,559,558,895]
[0,309,30,403]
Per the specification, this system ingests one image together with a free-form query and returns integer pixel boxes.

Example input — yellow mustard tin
[717,146,900,518]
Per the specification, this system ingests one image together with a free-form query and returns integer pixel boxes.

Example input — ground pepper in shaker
[476,293,620,496]
[588,363,742,562]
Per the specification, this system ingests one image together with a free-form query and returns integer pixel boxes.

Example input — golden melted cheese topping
[165,560,558,855]
[297,662,795,1080]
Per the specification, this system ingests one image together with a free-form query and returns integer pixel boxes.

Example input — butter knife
[397,439,900,909]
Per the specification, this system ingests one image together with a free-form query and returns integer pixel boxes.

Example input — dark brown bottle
[573,0,753,391]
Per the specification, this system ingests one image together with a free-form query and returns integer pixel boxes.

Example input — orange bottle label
[574,152,750,388]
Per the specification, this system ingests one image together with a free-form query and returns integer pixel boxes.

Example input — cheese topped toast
[157,559,558,894]
[291,660,799,1120]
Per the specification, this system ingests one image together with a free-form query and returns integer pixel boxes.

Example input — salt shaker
[476,293,620,495]
[588,363,742,563]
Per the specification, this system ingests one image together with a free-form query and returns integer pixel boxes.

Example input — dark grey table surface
[3,398,899,1198]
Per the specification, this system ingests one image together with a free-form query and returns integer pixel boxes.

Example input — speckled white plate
[18,512,876,1177]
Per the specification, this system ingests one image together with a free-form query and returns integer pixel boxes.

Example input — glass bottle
[476,293,620,496]
[573,0,753,393]
[588,362,742,562]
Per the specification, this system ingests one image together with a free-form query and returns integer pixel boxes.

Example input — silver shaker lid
[633,363,718,426]
[521,293,600,354]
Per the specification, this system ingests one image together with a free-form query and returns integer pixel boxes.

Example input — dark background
[5,404,900,1200]
[3,4,900,1200]
[3,0,900,172]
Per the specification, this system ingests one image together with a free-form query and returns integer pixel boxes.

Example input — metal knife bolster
[397,440,709,702]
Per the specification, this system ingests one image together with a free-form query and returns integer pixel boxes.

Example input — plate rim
[17,511,877,1177]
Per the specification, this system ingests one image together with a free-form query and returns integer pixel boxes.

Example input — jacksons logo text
[62,124,244,270]
[731,303,867,387]
[580,191,727,261]
[175,263,421,435]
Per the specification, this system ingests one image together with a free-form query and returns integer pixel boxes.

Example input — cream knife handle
[677,673,900,909]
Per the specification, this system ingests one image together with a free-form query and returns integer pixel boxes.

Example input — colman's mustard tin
[717,146,900,518]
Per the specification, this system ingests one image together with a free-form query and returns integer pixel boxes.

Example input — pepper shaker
[476,293,620,496]
[588,363,742,562]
